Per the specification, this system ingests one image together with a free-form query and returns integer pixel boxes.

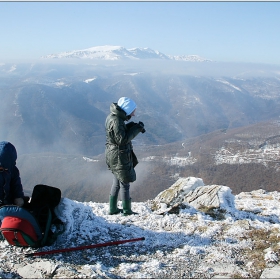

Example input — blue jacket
[0,141,24,205]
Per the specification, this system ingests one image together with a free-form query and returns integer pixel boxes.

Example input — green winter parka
[105,103,142,183]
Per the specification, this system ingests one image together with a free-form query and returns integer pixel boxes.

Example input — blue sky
[1,1,280,64]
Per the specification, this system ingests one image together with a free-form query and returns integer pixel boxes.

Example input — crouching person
[105,97,145,215]
[0,141,26,207]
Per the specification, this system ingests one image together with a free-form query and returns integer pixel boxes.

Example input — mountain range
[41,45,212,62]
[1,55,280,201]
[1,61,280,157]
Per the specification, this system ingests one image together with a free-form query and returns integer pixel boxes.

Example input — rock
[152,177,235,218]
[260,264,280,278]
[186,184,235,210]
[185,185,223,208]
[208,263,250,278]
[234,220,250,230]
[55,266,79,278]
[210,263,239,274]
[77,266,94,277]
[151,177,204,212]
[16,261,58,278]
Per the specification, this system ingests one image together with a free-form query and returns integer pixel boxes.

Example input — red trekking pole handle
[25,237,145,257]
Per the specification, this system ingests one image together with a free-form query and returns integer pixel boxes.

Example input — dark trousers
[110,174,130,201]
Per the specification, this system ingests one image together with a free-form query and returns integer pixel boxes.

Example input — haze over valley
[1,46,280,201]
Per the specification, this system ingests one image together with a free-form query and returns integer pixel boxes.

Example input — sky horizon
[1,1,280,65]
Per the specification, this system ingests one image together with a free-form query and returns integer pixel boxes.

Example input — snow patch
[84,77,97,83]
[142,155,197,166]
[83,157,99,163]
[215,144,280,167]
[217,79,242,91]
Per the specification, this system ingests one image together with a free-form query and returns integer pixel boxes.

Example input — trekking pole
[25,237,145,257]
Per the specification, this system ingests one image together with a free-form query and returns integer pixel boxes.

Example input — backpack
[0,184,64,248]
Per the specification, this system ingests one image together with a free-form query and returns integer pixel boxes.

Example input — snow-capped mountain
[171,54,211,62]
[41,45,211,62]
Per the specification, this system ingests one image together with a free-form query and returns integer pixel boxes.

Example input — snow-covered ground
[0,178,280,279]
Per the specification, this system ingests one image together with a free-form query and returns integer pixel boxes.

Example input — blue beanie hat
[117,97,137,116]
[0,141,17,170]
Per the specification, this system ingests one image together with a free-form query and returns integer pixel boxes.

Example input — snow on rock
[186,184,235,215]
[264,249,279,263]
[151,177,204,213]
[15,261,57,279]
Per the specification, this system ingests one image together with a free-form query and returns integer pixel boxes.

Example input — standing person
[105,97,145,215]
[0,141,25,207]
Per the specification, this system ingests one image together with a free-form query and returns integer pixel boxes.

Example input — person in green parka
[105,97,145,215]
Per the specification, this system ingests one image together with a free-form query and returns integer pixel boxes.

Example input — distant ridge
[41,45,212,62]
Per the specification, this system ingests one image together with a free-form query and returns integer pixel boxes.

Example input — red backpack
[0,205,44,247]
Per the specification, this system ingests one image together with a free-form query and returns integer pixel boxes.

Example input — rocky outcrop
[151,177,235,218]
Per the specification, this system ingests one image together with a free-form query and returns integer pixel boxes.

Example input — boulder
[16,261,58,279]
[151,177,235,218]
[152,177,204,210]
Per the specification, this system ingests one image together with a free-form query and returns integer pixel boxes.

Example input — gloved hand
[14,197,24,207]
[138,121,146,133]
[126,121,136,129]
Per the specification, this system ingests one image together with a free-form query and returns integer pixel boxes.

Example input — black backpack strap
[40,207,52,246]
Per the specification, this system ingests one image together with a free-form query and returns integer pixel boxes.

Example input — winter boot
[122,198,138,216]
[109,196,122,215]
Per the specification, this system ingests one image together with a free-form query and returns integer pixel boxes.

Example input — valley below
[1,60,280,202]
[17,119,280,203]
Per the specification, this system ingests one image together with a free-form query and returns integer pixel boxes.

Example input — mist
[1,58,280,79]
[16,152,112,201]
[115,59,280,78]
[15,149,157,203]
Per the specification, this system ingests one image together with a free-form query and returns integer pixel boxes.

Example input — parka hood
[110,103,129,121]
[0,141,17,170]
